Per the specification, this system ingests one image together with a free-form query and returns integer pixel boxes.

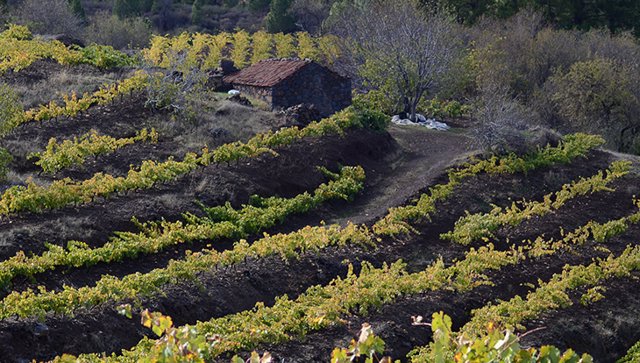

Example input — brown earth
[0,145,631,361]
[0,69,639,362]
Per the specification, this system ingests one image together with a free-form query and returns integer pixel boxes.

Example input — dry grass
[151,96,286,156]
[13,69,125,109]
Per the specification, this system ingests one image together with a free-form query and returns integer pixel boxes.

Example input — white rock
[228,90,241,95]
[390,113,450,131]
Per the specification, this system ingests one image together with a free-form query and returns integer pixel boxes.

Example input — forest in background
[1,0,640,154]
[0,0,638,45]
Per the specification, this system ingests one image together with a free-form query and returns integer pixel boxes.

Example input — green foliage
[0,222,373,322]
[0,24,32,40]
[0,147,13,182]
[63,243,527,361]
[113,0,149,18]
[351,97,389,131]
[0,166,365,291]
[248,0,271,12]
[230,30,251,68]
[373,133,605,236]
[410,243,640,361]
[441,161,631,245]
[80,44,137,68]
[191,0,203,25]
[413,311,593,363]
[548,58,640,151]
[265,0,297,33]
[461,244,640,338]
[0,82,26,136]
[0,24,136,72]
[143,31,338,72]
[69,310,587,363]
[352,91,396,116]
[618,340,640,363]
[0,106,370,216]
[68,0,85,19]
[331,323,393,363]
[29,128,159,174]
[419,97,470,119]
[21,71,148,128]
[423,0,640,35]
[250,31,273,63]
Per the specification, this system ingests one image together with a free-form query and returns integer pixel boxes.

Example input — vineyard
[0,25,639,363]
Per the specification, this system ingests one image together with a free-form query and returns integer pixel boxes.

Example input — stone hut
[223,58,351,117]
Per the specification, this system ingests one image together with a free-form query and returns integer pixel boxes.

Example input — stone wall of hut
[272,63,351,116]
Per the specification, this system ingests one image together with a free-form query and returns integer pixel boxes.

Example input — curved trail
[328,125,474,226]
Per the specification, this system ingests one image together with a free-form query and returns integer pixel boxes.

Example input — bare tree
[291,0,333,34]
[13,0,81,37]
[330,0,461,121]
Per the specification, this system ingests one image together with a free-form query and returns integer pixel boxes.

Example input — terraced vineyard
[0,27,639,363]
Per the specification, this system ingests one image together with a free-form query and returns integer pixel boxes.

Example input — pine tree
[113,0,131,18]
[69,0,86,19]
[265,0,296,33]
[191,0,203,25]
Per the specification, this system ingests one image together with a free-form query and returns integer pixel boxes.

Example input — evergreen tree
[191,0,203,24]
[69,0,86,19]
[265,0,296,33]
[248,0,270,12]
[113,0,132,18]
[420,0,640,35]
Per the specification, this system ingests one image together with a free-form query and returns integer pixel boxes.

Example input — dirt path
[327,125,474,226]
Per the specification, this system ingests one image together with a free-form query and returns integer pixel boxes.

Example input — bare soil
[0,73,638,362]
[0,143,631,361]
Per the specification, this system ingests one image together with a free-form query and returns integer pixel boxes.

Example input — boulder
[280,103,321,126]
[42,34,85,48]
[227,94,252,107]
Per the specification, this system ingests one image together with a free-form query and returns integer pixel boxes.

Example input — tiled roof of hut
[223,58,312,87]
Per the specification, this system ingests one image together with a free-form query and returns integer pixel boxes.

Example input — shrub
[419,97,470,118]
[84,12,152,50]
[547,58,640,152]
[351,101,389,131]
[352,91,396,117]
[144,54,208,119]
[0,24,32,40]
[471,85,539,154]
[0,147,13,182]
[12,0,81,37]
[0,83,25,136]
[80,45,137,68]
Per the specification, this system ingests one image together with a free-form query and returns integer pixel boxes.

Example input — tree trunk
[403,97,411,118]
[409,96,420,122]
[410,102,418,122]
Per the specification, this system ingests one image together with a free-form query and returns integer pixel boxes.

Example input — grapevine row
[0,165,365,290]
[618,341,640,363]
[0,134,607,317]
[62,194,640,362]
[20,71,149,124]
[64,243,528,362]
[1,71,149,136]
[0,222,373,320]
[143,30,340,71]
[441,160,631,245]
[373,133,606,236]
[409,214,640,361]
[0,24,134,74]
[0,106,366,216]
[56,308,592,363]
[456,246,640,356]
[30,128,159,174]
